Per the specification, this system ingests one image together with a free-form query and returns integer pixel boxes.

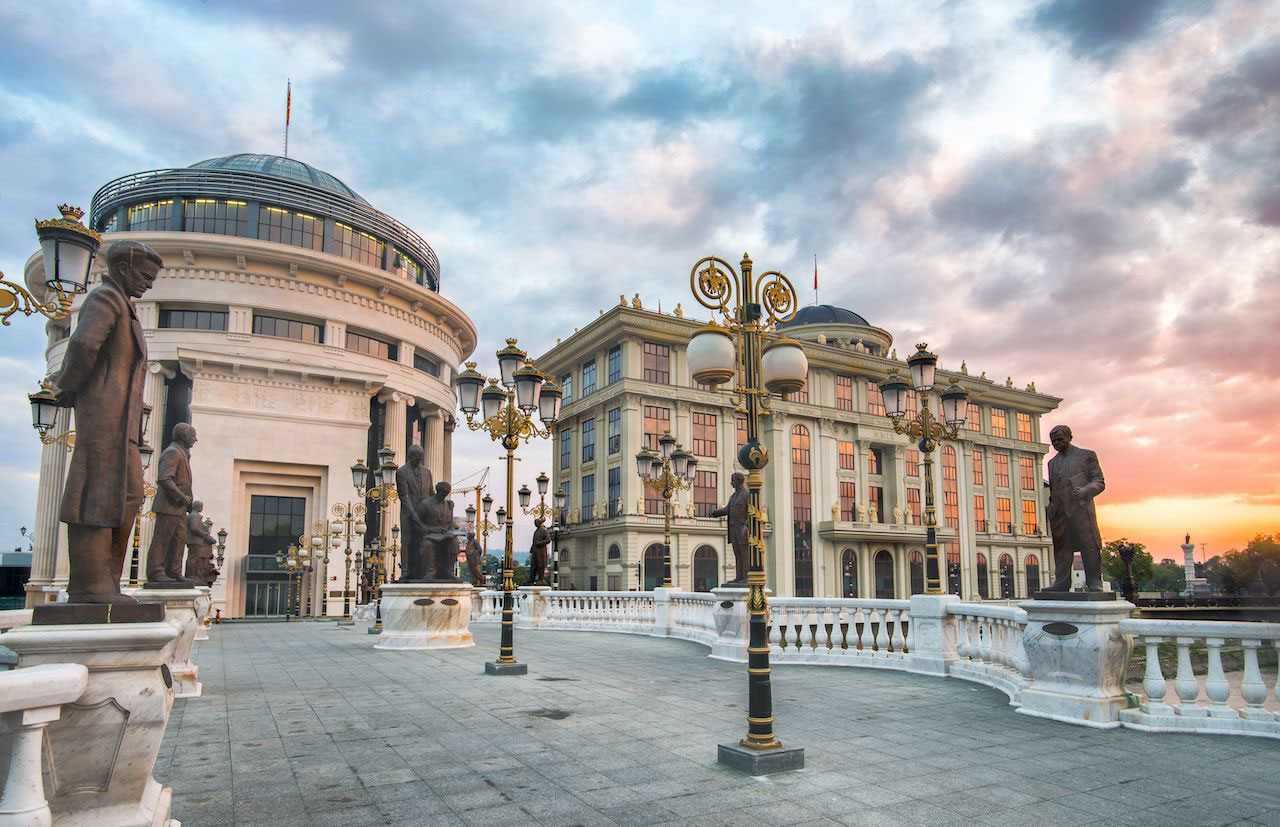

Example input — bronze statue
[710,471,748,584]
[529,518,550,585]
[415,481,460,581]
[395,445,433,581]
[53,241,160,604]
[184,501,217,583]
[464,530,485,586]
[146,423,198,585]
[1045,425,1106,591]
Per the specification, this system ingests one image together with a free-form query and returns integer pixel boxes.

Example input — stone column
[424,408,444,483]
[442,414,454,484]
[25,407,70,607]
[380,391,409,560]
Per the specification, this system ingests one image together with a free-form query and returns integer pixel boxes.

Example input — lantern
[480,381,506,422]
[518,484,531,510]
[907,343,937,391]
[28,382,57,436]
[761,338,808,396]
[878,372,910,419]
[455,362,485,415]
[512,363,544,412]
[496,338,526,386]
[36,205,101,296]
[687,325,736,387]
[537,379,562,423]
[940,384,969,428]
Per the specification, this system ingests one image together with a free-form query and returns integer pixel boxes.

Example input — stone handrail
[472,589,526,622]
[668,592,717,646]
[549,591,658,632]
[769,598,912,666]
[0,663,90,827]
[1119,618,1280,737]
[948,603,1032,700]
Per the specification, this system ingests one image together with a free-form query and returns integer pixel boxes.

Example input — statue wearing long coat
[1047,444,1105,588]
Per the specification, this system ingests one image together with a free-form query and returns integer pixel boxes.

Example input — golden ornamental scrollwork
[0,272,72,325]
[689,255,737,316]
[756,270,799,326]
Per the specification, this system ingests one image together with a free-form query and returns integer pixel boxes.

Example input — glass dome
[190,154,368,205]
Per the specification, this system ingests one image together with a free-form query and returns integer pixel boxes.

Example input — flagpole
[813,254,818,305]
[284,79,291,158]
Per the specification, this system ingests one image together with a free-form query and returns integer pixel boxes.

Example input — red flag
[286,80,291,127]
[814,254,818,291]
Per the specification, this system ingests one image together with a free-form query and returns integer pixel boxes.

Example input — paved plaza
[160,622,1280,827]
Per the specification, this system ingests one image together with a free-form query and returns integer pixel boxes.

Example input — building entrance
[245,494,306,617]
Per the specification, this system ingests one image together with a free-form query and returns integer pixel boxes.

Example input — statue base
[1032,589,1116,601]
[374,583,474,650]
[516,585,551,629]
[193,586,212,641]
[126,587,204,699]
[32,603,164,625]
[142,579,198,589]
[1,621,179,826]
[706,586,763,662]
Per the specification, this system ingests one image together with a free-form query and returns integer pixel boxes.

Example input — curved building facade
[23,154,475,618]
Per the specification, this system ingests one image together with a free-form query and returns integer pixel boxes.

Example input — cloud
[1030,0,1208,63]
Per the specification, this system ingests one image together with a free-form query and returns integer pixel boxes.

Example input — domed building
[22,154,476,618]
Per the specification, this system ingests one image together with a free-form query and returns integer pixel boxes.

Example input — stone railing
[948,603,1032,700]
[768,598,912,667]
[547,591,658,633]
[1119,618,1280,737]
[667,592,718,646]
[472,589,526,622]
[0,662,90,826]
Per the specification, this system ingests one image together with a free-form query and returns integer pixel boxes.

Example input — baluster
[993,620,1008,668]
[821,605,835,652]
[834,606,848,651]
[979,619,993,665]
[1238,638,1271,719]
[874,607,889,654]
[1203,637,1234,717]
[856,608,871,652]
[1173,636,1205,716]
[768,606,784,651]
[891,609,906,653]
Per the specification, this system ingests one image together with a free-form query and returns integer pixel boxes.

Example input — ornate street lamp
[687,252,806,770]
[0,205,100,326]
[456,340,558,675]
[521,471,559,587]
[355,447,398,631]
[878,344,969,595]
[636,433,696,588]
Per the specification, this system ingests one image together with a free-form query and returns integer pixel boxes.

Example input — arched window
[643,543,664,591]
[999,553,1015,599]
[791,424,814,597]
[693,546,718,592]
[875,550,895,599]
[607,544,621,560]
[945,543,962,596]
[976,553,990,599]
[841,549,858,598]
[1025,554,1040,595]
[909,550,925,595]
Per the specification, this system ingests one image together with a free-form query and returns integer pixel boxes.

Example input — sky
[0,0,1276,561]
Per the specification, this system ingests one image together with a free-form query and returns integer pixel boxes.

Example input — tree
[1149,560,1186,595]
[1102,539,1154,588]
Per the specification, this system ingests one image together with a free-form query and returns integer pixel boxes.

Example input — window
[1016,412,1033,441]
[608,467,621,517]
[869,486,883,522]
[334,222,384,268]
[905,449,920,478]
[253,314,323,343]
[245,494,306,616]
[967,402,982,432]
[694,470,718,517]
[785,384,809,404]
[581,475,595,521]
[413,352,440,376]
[906,488,921,525]
[1000,553,1015,599]
[643,342,670,383]
[346,330,398,361]
[840,481,856,521]
[692,412,717,457]
[736,417,747,454]
[127,199,173,231]
[159,308,227,331]
[392,248,423,284]
[866,380,885,415]
[607,408,621,455]
[643,544,663,590]
[974,494,987,532]
[559,428,571,470]
[183,199,246,236]
[977,553,990,599]
[841,549,858,597]
[946,544,962,596]
[838,440,855,471]
[581,360,597,396]
[875,550,895,599]
[1025,554,1041,594]
[942,445,959,529]
[1022,500,1039,534]
[909,550,925,595]
[1018,456,1036,490]
[835,375,854,411]
[645,480,662,516]
[643,405,670,451]
[693,547,718,592]
[993,452,1010,487]
[560,373,573,404]
[259,206,322,251]
[608,575,620,591]
[608,345,622,383]
[867,447,882,476]
[581,419,595,463]
[608,544,621,560]
[991,408,1008,438]
[791,425,813,597]
[972,447,985,486]
[996,497,1012,533]
[905,389,918,417]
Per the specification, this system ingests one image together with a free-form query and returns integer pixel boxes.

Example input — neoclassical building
[23,154,475,617]
[537,300,1059,601]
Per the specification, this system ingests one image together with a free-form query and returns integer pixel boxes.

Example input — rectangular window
[974,495,987,533]
[643,405,670,451]
[559,428,571,470]
[581,419,595,463]
[905,389,918,417]
[643,342,670,384]
[791,426,813,597]
[607,408,621,455]
[905,449,920,478]
[608,467,621,517]
[581,475,595,522]
[835,375,854,411]
[1018,456,1036,490]
[736,417,747,454]
[1016,412,1033,441]
[127,199,173,231]
[968,402,982,432]
[867,447,882,476]
[247,494,306,586]
[183,199,247,236]
[1022,499,1039,534]
[972,447,985,485]
[608,574,620,591]
[645,482,662,516]
[607,345,622,383]
[838,440,855,471]
[991,408,1008,438]
[581,360,597,396]
[866,380,885,415]
[944,490,959,529]
[258,206,322,251]
[840,480,856,521]
[253,314,323,343]
[786,384,809,404]
[392,248,423,284]
[560,373,573,404]
[346,330,398,361]
[334,222,385,269]
[413,353,440,377]
[694,470,718,517]
[996,497,1012,533]
[159,308,228,331]
[692,412,717,457]
[868,486,884,523]
[906,488,922,525]
[994,452,1010,487]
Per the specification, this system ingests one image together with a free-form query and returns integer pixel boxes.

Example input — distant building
[536,302,1059,599]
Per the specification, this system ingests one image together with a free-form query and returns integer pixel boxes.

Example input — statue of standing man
[395,445,433,581]
[528,518,550,585]
[1045,425,1106,592]
[53,241,160,604]
[184,502,216,583]
[710,472,748,584]
[146,423,198,586]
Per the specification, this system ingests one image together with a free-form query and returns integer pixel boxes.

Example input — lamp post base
[716,742,804,776]
[484,661,528,676]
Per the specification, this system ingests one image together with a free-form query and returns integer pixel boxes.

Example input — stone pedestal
[2,622,179,826]
[374,583,474,651]
[717,742,805,776]
[193,587,211,642]
[708,587,749,662]
[127,587,203,699]
[1017,598,1135,728]
[907,593,960,676]
[651,586,678,637]
[516,585,550,630]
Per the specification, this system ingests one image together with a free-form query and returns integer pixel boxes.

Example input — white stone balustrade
[0,663,89,827]
[1119,618,1280,737]
[769,598,912,667]
[668,593,718,646]
[949,603,1032,701]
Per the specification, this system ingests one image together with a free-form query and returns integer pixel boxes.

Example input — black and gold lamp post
[355,448,398,633]
[636,433,697,588]
[685,253,808,774]
[126,440,157,588]
[326,494,367,622]
[877,345,969,594]
[2,205,100,326]
[455,340,562,675]
[215,529,227,574]
[518,472,561,586]
[464,492,499,587]
[275,543,313,620]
